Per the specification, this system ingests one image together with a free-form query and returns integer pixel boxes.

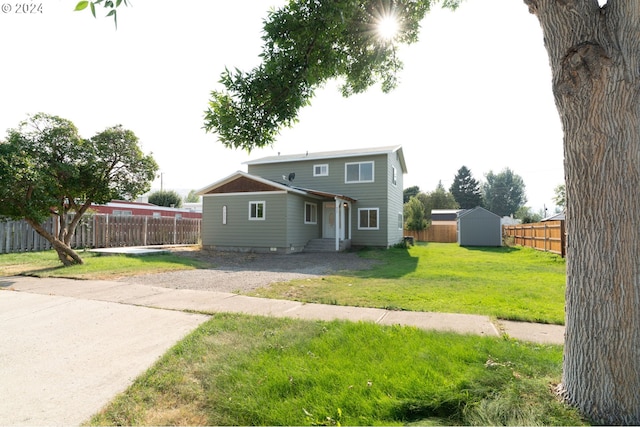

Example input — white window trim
[304,202,318,224]
[313,164,329,177]
[358,207,380,230]
[345,161,375,183]
[392,166,398,186]
[249,201,266,221]
[222,205,227,225]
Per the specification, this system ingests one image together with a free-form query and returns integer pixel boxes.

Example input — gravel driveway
[119,249,379,293]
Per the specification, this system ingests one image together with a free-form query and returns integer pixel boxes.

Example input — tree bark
[25,219,84,266]
[525,0,640,424]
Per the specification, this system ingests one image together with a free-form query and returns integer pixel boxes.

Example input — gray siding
[248,152,402,247]
[386,151,405,246]
[202,192,289,251]
[457,208,502,247]
[285,195,322,251]
[202,191,324,252]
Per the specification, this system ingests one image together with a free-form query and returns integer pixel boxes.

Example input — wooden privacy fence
[0,217,56,254]
[503,220,566,257]
[404,224,458,243]
[0,214,201,254]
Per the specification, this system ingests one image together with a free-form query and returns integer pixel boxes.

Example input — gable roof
[196,171,357,202]
[244,145,407,173]
[457,206,501,219]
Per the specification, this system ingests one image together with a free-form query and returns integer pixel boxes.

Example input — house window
[358,208,379,230]
[222,205,227,225]
[345,161,374,183]
[152,212,161,218]
[392,166,397,186]
[113,210,132,216]
[398,212,403,230]
[249,201,265,220]
[304,202,317,224]
[175,214,182,219]
[313,164,329,176]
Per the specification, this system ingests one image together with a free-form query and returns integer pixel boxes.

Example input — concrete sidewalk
[0,289,208,425]
[0,275,564,425]
[1,275,565,345]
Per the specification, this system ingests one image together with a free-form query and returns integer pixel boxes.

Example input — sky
[0,0,564,213]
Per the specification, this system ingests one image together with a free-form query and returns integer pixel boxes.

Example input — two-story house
[196,145,406,253]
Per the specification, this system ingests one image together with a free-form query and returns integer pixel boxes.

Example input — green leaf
[74,1,89,11]
[90,1,96,18]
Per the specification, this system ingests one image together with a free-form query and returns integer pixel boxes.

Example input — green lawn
[250,243,567,325]
[88,314,585,426]
[1,244,579,425]
[0,249,211,279]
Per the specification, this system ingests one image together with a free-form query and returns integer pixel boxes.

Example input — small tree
[403,197,427,231]
[185,189,200,203]
[422,181,459,216]
[553,184,566,209]
[515,206,543,224]
[0,114,158,266]
[450,166,483,209]
[148,190,183,208]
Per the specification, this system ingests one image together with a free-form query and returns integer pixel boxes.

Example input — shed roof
[457,206,501,219]
[244,145,407,174]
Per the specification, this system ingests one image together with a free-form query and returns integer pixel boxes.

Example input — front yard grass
[250,243,566,325]
[0,248,211,279]
[88,313,585,426]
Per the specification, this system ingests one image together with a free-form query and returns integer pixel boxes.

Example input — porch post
[347,201,352,240]
[334,198,340,251]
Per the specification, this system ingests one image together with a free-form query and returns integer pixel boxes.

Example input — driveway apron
[0,290,208,426]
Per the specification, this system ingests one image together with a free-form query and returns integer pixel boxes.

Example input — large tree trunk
[26,219,84,266]
[525,1,640,424]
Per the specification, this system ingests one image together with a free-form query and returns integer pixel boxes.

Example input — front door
[323,202,336,238]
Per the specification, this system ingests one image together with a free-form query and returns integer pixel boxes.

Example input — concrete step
[304,238,347,252]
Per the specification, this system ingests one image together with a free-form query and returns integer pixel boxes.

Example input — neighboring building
[541,212,565,222]
[431,209,461,225]
[92,200,202,219]
[197,145,407,253]
[457,206,502,247]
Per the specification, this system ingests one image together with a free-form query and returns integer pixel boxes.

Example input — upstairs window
[249,201,265,220]
[392,166,398,186]
[345,161,374,183]
[313,164,329,176]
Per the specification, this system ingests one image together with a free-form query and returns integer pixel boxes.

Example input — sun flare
[377,14,399,40]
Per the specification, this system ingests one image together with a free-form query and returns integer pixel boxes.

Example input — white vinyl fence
[0,214,201,254]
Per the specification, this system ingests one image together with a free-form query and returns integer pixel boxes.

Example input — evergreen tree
[449,166,483,209]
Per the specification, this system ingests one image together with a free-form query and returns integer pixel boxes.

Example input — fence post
[561,219,566,258]
[173,216,177,245]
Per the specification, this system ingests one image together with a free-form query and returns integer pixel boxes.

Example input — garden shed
[457,206,502,247]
